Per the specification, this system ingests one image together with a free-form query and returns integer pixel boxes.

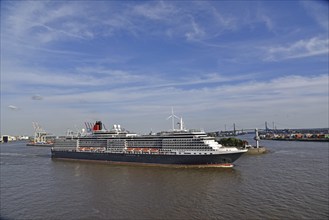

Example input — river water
[1,136,328,220]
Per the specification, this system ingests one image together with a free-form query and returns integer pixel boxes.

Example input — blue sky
[1,0,328,135]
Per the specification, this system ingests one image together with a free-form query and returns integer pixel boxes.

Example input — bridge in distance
[215,122,329,136]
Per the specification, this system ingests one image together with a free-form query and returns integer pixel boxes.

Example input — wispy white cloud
[257,14,274,32]
[0,0,283,51]
[185,17,206,41]
[30,74,329,110]
[132,1,177,21]
[2,67,150,93]
[301,1,329,31]
[4,69,328,131]
[264,37,329,61]
[2,61,255,99]
[3,1,93,43]
[1,1,178,43]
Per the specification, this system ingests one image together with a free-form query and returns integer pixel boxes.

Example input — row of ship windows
[125,145,208,148]
[108,144,126,147]
[78,141,209,147]
[163,141,204,144]
[63,144,210,149]
[127,142,162,145]
[126,143,159,147]
[163,147,213,150]
[127,142,205,146]
[79,140,205,144]
[162,143,206,147]
[127,140,203,144]
[80,144,107,147]
[163,138,202,141]
[80,141,107,145]
[107,140,126,144]
[106,147,213,151]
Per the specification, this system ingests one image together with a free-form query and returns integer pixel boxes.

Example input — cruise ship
[51,118,247,167]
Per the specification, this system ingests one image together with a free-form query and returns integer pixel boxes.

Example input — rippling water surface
[1,137,328,220]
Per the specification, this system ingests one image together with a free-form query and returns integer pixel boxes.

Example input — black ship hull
[51,150,245,167]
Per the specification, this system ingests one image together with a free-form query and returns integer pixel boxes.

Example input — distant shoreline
[262,138,329,142]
